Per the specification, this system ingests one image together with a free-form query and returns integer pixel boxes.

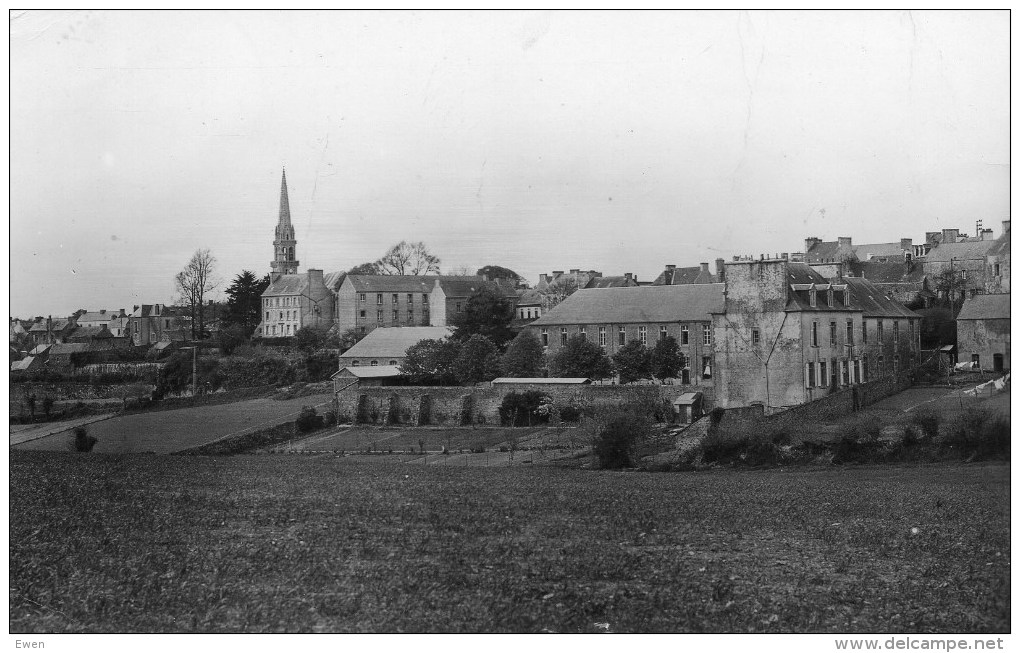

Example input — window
[854,359,863,384]
[407,294,414,305]
[619,326,626,346]
[908,320,914,344]
[599,326,607,347]
[541,329,549,346]
[702,324,712,346]
[376,294,383,305]
[371,360,378,367]
[359,326,366,334]
[660,325,668,341]
[994,263,1001,276]
[831,357,838,386]
[680,325,689,345]
[971,354,980,367]
[579,326,587,341]
[843,289,850,307]
[286,324,292,335]
[827,290,833,308]
[376,310,383,323]
[846,320,853,345]
[352,361,359,366]
[392,310,398,322]
[392,294,398,304]
[877,320,884,340]
[862,356,868,381]
[862,320,868,344]
[561,328,568,345]
[961,269,968,280]
[829,321,837,346]
[359,293,366,302]
[279,311,284,320]
[275,298,280,307]
[408,311,414,323]
[265,311,270,321]
[811,321,819,347]
[702,356,712,379]
[893,354,900,374]
[807,362,816,388]
[639,326,647,344]
[878,355,885,372]
[809,289,817,307]
[841,360,849,385]
[456,303,463,313]
[422,294,429,304]
[271,325,276,335]
[819,360,827,384]
[751,329,760,345]
[893,321,900,344]
[359,310,366,318]
[389,360,397,365]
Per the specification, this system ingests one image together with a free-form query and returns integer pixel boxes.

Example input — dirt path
[9,413,119,446]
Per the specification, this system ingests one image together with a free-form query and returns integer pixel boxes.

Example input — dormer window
[809,289,817,307]
[843,289,850,307]
[826,290,833,308]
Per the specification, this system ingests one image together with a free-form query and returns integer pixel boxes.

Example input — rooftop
[957,294,1010,321]
[340,326,454,359]
[529,284,724,326]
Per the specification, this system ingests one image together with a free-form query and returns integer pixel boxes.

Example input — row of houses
[11,305,193,349]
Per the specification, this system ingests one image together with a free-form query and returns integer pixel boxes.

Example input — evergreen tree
[449,284,516,347]
[549,335,614,380]
[650,335,683,380]
[613,341,652,384]
[223,270,270,336]
[500,331,546,378]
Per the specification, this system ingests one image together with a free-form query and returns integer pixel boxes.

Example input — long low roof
[490,377,591,385]
[529,284,725,326]
[340,326,453,359]
[336,365,404,379]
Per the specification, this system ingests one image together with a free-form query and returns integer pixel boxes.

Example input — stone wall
[337,383,698,427]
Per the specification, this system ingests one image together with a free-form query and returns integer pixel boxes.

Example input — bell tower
[271,168,299,275]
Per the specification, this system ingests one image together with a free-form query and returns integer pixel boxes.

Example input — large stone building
[338,326,453,368]
[528,284,724,388]
[956,294,1010,372]
[713,259,922,411]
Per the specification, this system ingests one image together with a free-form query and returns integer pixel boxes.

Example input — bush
[295,406,324,433]
[591,409,652,469]
[559,405,582,423]
[498,391,550,427]
[942,408,1010,461]
[831,417,884,465]
[909,408,941,440]
[70,426,97,453]
[701,422,787,466]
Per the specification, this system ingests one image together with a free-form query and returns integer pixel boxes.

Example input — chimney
[981,229,993,241]
[665,264,676,271]
[700,262,709,272]
[926,231,940,244]
[569,268,579,275]
[1002,219,1011,234]
[624,273,633,282]
[780,252,789,260]
[942,228,959,244]
[539,273,549,285]
[119,308,126,317]
[837,236,852,248]
[133,305,140,313]
[552,270,564,276]
[99,309,106,315]
[900,238,913,251]
[715,258,726,283]
[308,268,324,286]
[805,237,822,252]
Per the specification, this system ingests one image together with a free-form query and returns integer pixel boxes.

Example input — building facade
[956,294,1010,372]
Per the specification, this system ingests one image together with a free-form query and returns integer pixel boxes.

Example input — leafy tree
[156,351,223,396]
[294,324,330,354]
[650,335,683,380]
[339,327,364,354]
[549,335,614,380]
[542,277,578,310]
[613,341,652,384]
[347,262,380,275]
[217,323,248,356]
[932,268,968,311]
[223,270,270,336]
[477,265,525,286]
[375,241,441,275]
[450,284,516,347]
[917,307,957,348]
[500,331,546,378]
[175,249,219,340]
[452,335,501,384]
[399,338,460,385]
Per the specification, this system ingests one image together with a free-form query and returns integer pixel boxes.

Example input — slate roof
[925,240,999,263]
[854,242,905,260]
[587,275,640,288]
[841,277,921,318]
[346,275,445,293]
[68,326,113,340]
[11,356,36,371]
[957,294,1011,321]
[787,262,830,285]
[987,232,1010,257]
[264,274,311,296]
[516,289,544,305]
[335,365,404,379]
[340,326,454,359]
[437,277,518,298]
[529,284,725,326]
[652,266,717,285]
[29,318,75,332]
[804,241,854,264]
[855,261,926,284]
[48,343,89,355]
[77,310,119,323]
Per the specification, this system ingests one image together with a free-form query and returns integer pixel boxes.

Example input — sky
[9,9,1011,318]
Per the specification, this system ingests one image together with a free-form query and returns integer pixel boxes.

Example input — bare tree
[541,277,578,310]
[375,241,441,275]
[175,249,219,340]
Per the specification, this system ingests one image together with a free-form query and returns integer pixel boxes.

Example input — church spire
[279,168,291,225]
[271,168,299,275]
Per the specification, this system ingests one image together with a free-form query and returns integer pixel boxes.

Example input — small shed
[673,392,704,424]
[332,365,404,390]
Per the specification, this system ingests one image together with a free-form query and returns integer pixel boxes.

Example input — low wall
[337,384,705,427]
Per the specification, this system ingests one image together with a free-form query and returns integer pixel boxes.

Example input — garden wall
[337,384,704,427]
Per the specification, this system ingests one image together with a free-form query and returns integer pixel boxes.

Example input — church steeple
[271,168,299,275]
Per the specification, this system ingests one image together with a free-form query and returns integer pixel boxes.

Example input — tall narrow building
[271,169,299,276]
